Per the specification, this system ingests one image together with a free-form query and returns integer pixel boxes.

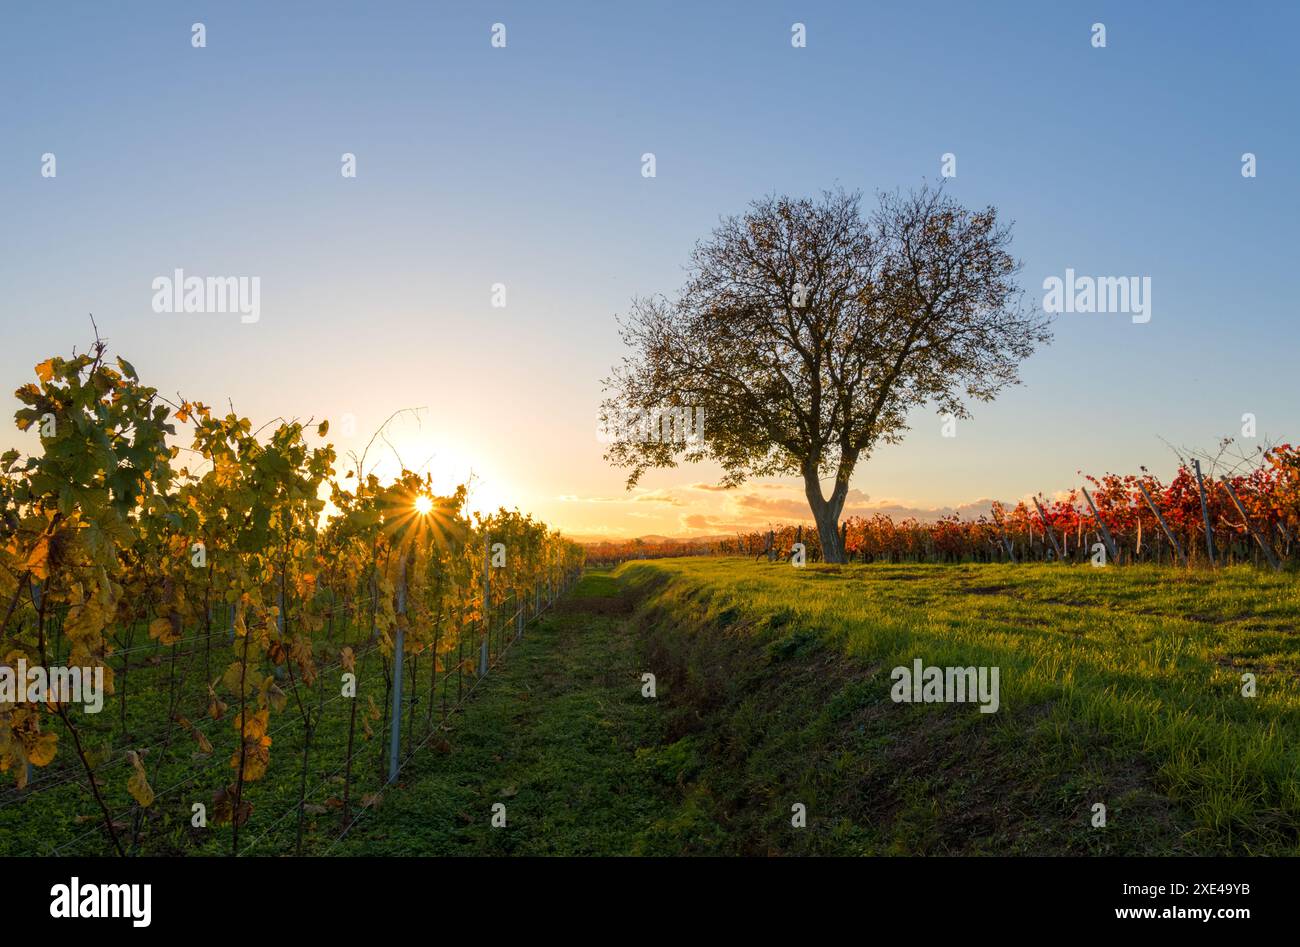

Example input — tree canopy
[602,185,1051,562]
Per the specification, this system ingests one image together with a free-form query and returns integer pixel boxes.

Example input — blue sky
[2,2,1296,537]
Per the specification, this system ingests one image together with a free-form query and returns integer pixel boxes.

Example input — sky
[2,2,1297,540]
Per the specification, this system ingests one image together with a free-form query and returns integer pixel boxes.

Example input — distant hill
[572,534,733,546]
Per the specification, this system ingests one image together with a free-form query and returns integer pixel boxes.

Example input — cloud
[679,513,752,533]
[561,476,1039,541]
[633,489,683,506]
[705,480,1011,526]
[732,494,812,518]
[833,497,1003,521]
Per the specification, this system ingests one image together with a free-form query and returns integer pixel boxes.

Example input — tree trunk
[804,468,848,563]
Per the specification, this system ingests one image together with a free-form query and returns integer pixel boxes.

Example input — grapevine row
[586,451,1300,568]
[0,338,583,854]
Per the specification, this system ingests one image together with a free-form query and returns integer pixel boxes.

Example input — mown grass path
[328,572,670,855]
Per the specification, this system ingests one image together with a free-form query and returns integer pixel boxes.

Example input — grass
[326,572,675,855]
[330,558,1300,856]
[9,559,1298,856]
[0,598,527,856]
[620,557,1300,855]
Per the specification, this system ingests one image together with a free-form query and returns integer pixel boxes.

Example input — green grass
[619,558,1300,855]
[10,559,1298,856]
[329,558,1300,856]
[325,572,675,855]
[0,602,520,856]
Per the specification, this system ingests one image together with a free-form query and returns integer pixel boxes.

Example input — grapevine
[0,338,583,855]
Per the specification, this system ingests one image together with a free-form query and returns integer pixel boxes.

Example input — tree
[601,186,1050,563]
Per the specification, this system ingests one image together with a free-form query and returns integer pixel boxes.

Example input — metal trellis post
[388,555,407,784]
[479,534,490,676]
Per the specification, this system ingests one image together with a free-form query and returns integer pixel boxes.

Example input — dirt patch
[965,584,1015,596]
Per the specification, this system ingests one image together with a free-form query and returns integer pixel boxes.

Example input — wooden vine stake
[992,508,1017,563]
[1032,497,1064,561]
[1080,487,1119,563]
[1136,481,1187,566]
[1220,479,1281,571]
[1192,459,1216,566]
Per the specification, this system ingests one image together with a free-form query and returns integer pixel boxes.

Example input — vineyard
[5,1,1295,922]
[4,338,1297,859]
[586,453,1300,570]
[0,339,583,855]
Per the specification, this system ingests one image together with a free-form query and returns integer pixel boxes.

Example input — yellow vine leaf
[25,537,50,581]
[221,661,244,694]
[230,708,272,781]
[148,616,181,645]
[126,751,155,807]
[177,715,213,754]
[26,731,59,767]
[206,683,227,720]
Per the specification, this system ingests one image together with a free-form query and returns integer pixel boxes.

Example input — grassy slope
[623,558,1300,855]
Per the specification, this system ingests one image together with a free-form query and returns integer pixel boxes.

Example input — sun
[414,494,434,516]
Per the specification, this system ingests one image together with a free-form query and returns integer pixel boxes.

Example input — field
[17,557,1288,857]
[612,558,1300,854]
[320,558,1300,856]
